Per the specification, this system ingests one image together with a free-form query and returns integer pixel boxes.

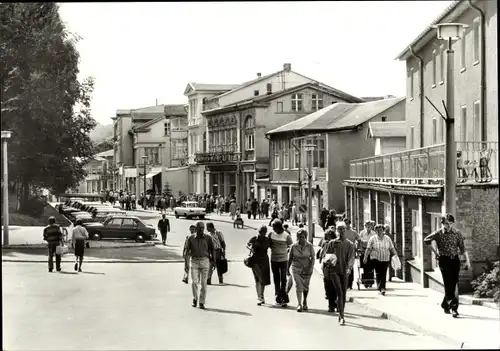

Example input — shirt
[289,242,315,274]
[344,228,359,243]
[185,234,214,259]
[269,231,293,262]
[323,238,355,275]
[210,230,226,250]
[43,224,63,243]
[367,234,395,262]
[72,225,89,241]
[423,227,465,257]
[359,229,375,249]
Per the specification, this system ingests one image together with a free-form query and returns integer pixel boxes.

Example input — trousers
[439,256,460,311]
[372,259,390,291]
[48,242,61,271]
[191,257,210,304]
[330,273,348,318]
[271,261,289,303]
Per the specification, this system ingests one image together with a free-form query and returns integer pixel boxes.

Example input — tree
[92,138,114,155]
[0,3,96,210]
[163,181,173,197]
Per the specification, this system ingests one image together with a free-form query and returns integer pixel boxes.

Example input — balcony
[349,141,498,185]
[195,147,239,165]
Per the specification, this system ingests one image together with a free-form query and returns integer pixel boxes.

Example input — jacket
[43,224,63,243]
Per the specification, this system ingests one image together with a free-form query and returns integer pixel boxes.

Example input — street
[2,212,454,350]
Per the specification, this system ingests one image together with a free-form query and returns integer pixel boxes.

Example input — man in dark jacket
[43,216,64,272]
[251,198,259,219]
[320,208,329,231]
[157,214,171,246]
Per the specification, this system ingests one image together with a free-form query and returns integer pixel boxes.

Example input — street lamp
[2,131,12,246]
[142,155,148,207]
[431,23,468,217]
[304,143,316,243]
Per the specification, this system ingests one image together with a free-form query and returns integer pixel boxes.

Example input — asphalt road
[2,261,453,350]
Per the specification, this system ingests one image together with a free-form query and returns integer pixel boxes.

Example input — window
[411,209,422,261]
[277,101,283,113]
[145,147,160,164]
[432,118,437,145]
[173,140,188,159]
[254,90,259,96]
[203,132,207,152]
[311,93,324,111]
[409,68,414,99]
[383,202,391,227]
[109,218,123,226]
[473,100,481,141]
[473,18,480,63]
[292,139,300,169]
[244,116,255,150]
[439,45,445,83]
[381,116,387,122]
[246,134,255,150]
[273,140,280,170]
[317,139,325,168]
[363,198,370,224]
[283,140,289,169]
[460,105,467,141]
[171,117,187,131]
[291,93,303,112]
[122,218,136,226]
[410,126,415,149]
[461,30,467,70]
[164,121,171,136]
[432,49,437,86]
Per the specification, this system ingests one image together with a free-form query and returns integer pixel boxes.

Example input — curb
[2,242,156,250]
[459,295,499,310]
[2,257,248,264]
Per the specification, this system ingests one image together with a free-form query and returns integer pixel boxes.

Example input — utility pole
[2,131,12,246]
[444,36,456,217]
[307,150,313,243]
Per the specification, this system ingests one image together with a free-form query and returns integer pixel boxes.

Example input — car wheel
[135,233,145,243]
[175,212,179,219]
[199,215,205,220]
[92,232,101,241]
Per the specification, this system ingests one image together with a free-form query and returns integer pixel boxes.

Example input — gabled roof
[267,97,405,136]
[202,82,364,116]
[395,0,467,61]
[183,83,239,96]
[95,149,114,158]
[164,104,187,116]
[133,116,165,131]
[367,121,407,138]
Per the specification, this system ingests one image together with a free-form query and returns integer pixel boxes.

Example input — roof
[368,121,407,138]
[184,83,239,96]
[361,96,395,102]
[395,0,467,60]
[95,149,114,158]
[164,104,187,116]
[202,82,363,116]
[267,97,405,135]
[133,116,165,131]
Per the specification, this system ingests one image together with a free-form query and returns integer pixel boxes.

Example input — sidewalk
[311,245,500,349]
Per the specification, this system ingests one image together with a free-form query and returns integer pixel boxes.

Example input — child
[234,209,244,229]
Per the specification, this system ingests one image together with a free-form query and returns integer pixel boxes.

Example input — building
[367,121,407,155]
[263,97,405,221]
[184,83,239,195]
[76,149,114,193]
[343,0,498,293]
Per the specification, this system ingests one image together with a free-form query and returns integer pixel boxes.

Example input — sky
[58,1,453,125]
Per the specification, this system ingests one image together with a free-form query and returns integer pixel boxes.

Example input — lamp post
[142,156,148,207]
[304,143,316,243]
[432,23,468,217]
[2,131,12,246]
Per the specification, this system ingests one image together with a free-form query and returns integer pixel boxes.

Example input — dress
[248,235,271,286]
[289,242,315,293]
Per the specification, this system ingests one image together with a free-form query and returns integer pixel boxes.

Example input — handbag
[244,237,257,268]
[218,257,228,275]
[56,242,69,255]
[286,274,294,294]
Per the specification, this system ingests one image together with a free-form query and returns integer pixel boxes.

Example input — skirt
[292,269,312,293]
[251,255,271,286]
[74,239,85,257]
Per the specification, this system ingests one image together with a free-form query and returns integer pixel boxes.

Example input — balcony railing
[349,141,498,185]
[195,150,239,164]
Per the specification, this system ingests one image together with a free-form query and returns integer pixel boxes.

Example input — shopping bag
[286,274,293,294]
[56,244,69,256]
[218,258,228,275]
[391,255,401,271]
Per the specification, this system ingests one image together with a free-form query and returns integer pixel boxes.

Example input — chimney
[283,63,291,72]
[257,72,262,78]
[266,83,272,95]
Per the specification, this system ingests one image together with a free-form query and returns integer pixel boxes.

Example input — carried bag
[244,236,257,268]
[218,257,228,275]
[286,274,294,294]
[56,242,69,256]
[391,255,401,271]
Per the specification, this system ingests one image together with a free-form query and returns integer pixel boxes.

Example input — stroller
[355,249,375,290]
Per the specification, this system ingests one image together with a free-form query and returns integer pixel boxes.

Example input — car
[84,215,157,242]
[174,201,206,219]
[68,211,93,222]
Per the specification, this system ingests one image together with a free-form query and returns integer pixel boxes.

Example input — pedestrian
[269,219,293,307]
[246,199,252,219]
[206,222,226,285]
[287,228,315,312]
[184,221,214,309]
[283,223,291,235]
[251,198,259,219]
[344,219,359,289]
[269,207,278,226]
[320,207,329,231]
[182,225,196,284]
[363,224,397,296]
[318,228,338,311]
[246,225,271,305]
[325,209,337,229]
[358,220,376,287]
[229,199,237,220]
[71,219,89,272]
[322,221,355,325]
[43,216,64,272]
[157,214,171,246]
[291,202,298,226]
[384,224,395,282]
[423,213,470,317]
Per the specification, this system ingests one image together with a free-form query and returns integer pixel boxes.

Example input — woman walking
[246,225,271,305]
[358,220,376,287]
[287,229,315,312]
[269,219,293,307]
[424,213,470,317]
[364,224,397,296]
[322,222,355,325]
[71,219,89,272]
[318,228,338,312]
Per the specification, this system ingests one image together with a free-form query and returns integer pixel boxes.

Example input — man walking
[182,225,196,284]
[344,219,359,289]
[185,222,214,309]
[206,222,226,285]
[43,216,64,272]
[157,214,171,246]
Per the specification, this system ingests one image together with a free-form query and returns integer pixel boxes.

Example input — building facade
[264,97,405,222]
[76,149,114,194]
[344,0,498,293]
[184,83,239,195]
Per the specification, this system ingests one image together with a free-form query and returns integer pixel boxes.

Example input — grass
[8,203,71,227]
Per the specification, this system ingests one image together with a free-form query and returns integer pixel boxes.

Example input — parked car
[174,201,206,219]
[84,215,157,242]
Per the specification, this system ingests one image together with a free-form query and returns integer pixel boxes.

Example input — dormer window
[291,93,303,112]
[311,93,323,111]
[254,90,259,96]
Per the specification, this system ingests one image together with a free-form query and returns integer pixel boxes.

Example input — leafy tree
[0,3,96,210]
[92,138,114,154]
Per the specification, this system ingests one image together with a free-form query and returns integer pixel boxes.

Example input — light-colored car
[174,201,206,219]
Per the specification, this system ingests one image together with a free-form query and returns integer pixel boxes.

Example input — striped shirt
[210,230,225,250]
[367,234,395,262]
[269,231,293,262]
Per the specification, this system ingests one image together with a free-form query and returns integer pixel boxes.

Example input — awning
[124,168,137,178]
[146,171,161,179]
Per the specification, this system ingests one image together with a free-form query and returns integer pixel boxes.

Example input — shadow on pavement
[80,271,106,275]
[345,321,418,336]
[57,271,78,275]
[386,294,428,298]
[218,283,250,288]
[345,311,385,320]
[203,307,252,317]
[305,308,350,317]
[457,313,499,321]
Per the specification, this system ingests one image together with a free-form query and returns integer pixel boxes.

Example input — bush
[471,261,500,302]
[19,197,46,218]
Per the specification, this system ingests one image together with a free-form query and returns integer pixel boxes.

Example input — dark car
[84,215,157,242]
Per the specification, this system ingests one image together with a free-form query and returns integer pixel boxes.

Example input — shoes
[257,299,264,306]
[56,268,61,272]
[381,290,386,296]
[74,263,78,271]
[48,269,53,273]
[207,280,212,285]
[199,304,205,310]
[182,277,188,284]
[452,310,459,318]
[78,268,82,272]
[339,317,345,325]
[443,308,451,314]
[302,304,308,311]
[218,276,223,284]
[281,303,288,308]
[192,299,197,308]
[297,305,303,312]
